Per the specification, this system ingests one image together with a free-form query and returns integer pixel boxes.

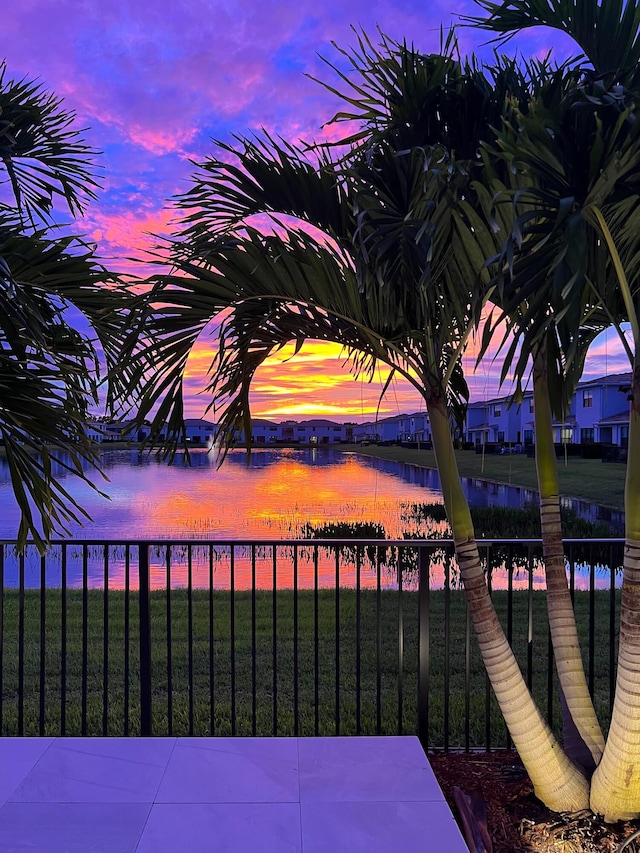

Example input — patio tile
[155,737,299,803]
[8,737,176,803]
[0,802,150,852]
[0,738,54,805]
[298,736,443,802]
[136,802,302,852]
[301,800,468,853]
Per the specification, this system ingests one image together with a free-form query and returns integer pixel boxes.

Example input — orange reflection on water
[0,449,621,593]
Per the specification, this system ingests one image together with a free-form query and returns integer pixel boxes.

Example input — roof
[578,372,632,389]
[184,419,216,428]
[597,409,631,425]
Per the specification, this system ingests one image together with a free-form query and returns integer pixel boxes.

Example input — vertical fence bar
[527,546,534,693]
[124,545,130,737]
[18,551,24,736]
[166,545,172,736]
[313,545,319,737]
[188,545,194,736]
[356,548,361,736]
[230,547,236,736]
[376,546,382,734]
[293,546,299,737]
[397,548,404,736]
[61,546,67,736]
[0,547,3,736]
[272,545,278,737]
[444,553,450,753]
[465,600,471,753]
[81,545,88,737]
[485,553,492,751]
[103,546,109,736]
[138,542,152,737]
[209,545,215,737]
[569,548,576,603]
[547,623,554,729]
[589,555,596,696]
[506,547,513,750]
[609,543,616,714]
[417,546,430,750]
[39,553,46,736]
[251,544,257,737]
[334,547,340,736]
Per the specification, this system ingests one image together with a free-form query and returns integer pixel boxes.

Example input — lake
[0,447,623,590]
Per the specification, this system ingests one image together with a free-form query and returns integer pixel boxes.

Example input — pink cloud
[2,0,589,422]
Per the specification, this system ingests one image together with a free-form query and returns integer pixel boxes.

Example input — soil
[429,751,640,853]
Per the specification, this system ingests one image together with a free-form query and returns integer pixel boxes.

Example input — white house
[290,419,346,444]
[466,372,632,448]
[248,419,280,444]
[466,398,522,447]
[184,419,217,446]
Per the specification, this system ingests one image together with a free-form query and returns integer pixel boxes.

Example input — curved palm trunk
[590,363,640,821]
[532,348,605,767]
[427,393,589,812]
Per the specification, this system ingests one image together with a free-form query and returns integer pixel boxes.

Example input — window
[529,399,534,413]
[581,428,594,444]
[583,391,593,408]
[621,425,629,448]
[493,405,501,417]
[497,431,505,443]
[561,427,573,444]
[524,430,534,446]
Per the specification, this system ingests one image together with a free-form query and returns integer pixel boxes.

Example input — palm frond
[464,1,640,82]
[0,61,99,223]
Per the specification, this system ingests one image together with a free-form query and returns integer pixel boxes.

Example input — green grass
[0,588,618,748]
[346,444,627,511]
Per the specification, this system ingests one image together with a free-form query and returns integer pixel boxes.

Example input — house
[292,419,346,444]
[574,372,632,444]
[87,420,153,443]
[247,418,280,444]
[184,419,217,446]
[466,372,633,448]
[466,398,522,447]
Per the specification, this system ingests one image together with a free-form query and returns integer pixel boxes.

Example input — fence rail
[0,537,624,750]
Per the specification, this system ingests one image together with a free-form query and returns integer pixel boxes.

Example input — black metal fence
[0,538,624,750]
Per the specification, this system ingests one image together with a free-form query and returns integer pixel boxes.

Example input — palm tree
[466,0,640,821]
[134,39,590,810]
[0,62,133,549]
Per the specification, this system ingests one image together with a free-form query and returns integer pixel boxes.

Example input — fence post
[417,545,430,750]
[138,543,152,736]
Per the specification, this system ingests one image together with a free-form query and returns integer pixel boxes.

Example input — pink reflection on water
[8,542,618,592]
[0,449,622,591]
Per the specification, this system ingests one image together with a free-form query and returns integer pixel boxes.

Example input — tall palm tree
[467,0,640,821]
[0,62,133,550]
[324,32,608,772]
[134,40,590,810]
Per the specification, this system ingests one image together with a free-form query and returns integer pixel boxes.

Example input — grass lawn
[0,588,617,749]
[344,444,627,511]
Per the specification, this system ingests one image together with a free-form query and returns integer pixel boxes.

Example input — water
[0,447,623,589]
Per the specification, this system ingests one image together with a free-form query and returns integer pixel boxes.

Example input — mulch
[429,750,640,852]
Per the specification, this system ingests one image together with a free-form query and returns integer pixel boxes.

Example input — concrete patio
[0,735,467,852]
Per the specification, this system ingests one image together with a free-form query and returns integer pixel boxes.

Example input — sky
[3,0,630,422]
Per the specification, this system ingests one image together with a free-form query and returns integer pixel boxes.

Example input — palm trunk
[590,362,640,821]
[532,347,605,766]
[426,392,589,812]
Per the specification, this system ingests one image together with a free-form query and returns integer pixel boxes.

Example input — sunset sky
[4,1,630,422]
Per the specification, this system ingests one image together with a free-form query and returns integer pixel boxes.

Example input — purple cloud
[3,1,589,419]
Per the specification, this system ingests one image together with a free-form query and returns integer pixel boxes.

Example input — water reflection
[0,448,624,590]
[1,538,623,594]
